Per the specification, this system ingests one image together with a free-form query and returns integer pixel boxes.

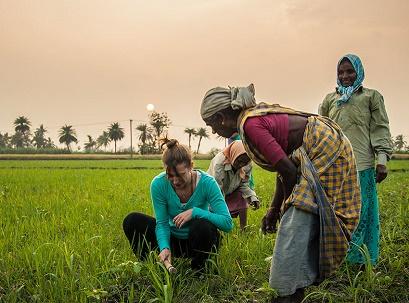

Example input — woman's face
[166,163,192,189]
[338,59,357,87]
[204,114,237,138]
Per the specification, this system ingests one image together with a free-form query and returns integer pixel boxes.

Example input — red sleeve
[243,116,287,166]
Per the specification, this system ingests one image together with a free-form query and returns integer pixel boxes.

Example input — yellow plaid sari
[238,103,361,278]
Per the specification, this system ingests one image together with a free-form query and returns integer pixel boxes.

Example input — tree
[136,124,155,154]
[393,134,407,152]
[149,111,171,151]
[195,127,209,154]
[108,122,125,153]
[14,116,31,135]
[59,125,78,151]
[44,137,56,149]
[184,128,197,150]
[84,135,97,152]
[97,131,111,151]
[208,147,221,158]
[11,131,31,148]
[32,125,47,148]
[136,124,154,145]
[0,132,11,148]
[12,116,32,148]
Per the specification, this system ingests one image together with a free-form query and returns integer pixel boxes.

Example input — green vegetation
[0,160,210,170]
[1,113,214,155]
[0,160,408,302]
[58,125,78,151]
[108,123,125,154]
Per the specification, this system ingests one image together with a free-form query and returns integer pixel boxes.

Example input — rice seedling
[0,160,408,302]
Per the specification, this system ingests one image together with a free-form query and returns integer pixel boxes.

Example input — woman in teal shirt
[319,54,393,265]
[123,139,233,270]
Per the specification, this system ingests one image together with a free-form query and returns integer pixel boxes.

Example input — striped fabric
[238,103,361,278]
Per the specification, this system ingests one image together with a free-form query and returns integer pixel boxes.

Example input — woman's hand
[248,198,260,210]
[159,248,171,263]
[376,164,388,183]
[173,209,193,228]
[261,208,280,234]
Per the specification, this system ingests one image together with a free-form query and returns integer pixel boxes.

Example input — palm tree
[58,125,78,151]
[97,131,111,151]
[14,116,31,135]
[0,132,11,148]
[195,127,209,154]
[136,124,154,145]
[84,135,97,152]
[136,124,155,155]
[108,122,125,153]
[393,134,407,152]
[184,128,197,150]
[32,124,47,148]
[11,131,31,148]
[44,137,56,149]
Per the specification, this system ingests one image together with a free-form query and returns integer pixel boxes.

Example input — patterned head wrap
[200,84,256,120]
[222,140,247,179]
[336,54,365,106]
[223,140,246,165]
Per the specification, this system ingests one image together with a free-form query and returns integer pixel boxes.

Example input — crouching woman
[207,140,260,230]
[123,139,233,271]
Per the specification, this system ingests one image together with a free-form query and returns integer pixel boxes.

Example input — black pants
[123,212,221,270]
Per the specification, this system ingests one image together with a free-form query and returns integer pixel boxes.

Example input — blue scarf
[336,54,365,106]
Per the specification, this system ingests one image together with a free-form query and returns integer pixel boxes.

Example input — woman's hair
[339,57,351,65]
[160,138,192,170]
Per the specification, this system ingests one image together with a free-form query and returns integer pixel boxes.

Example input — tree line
[393,134,409,153]
[0,112,211,154]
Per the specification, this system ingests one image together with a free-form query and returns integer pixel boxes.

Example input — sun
[146,104,155,111]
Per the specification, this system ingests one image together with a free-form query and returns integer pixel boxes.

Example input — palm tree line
[0,113,212,154]
[183,127,209,154]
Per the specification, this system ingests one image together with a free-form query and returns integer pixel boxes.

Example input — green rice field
[0,160,408,302]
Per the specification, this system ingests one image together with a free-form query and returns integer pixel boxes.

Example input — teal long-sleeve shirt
[150,170,233,252]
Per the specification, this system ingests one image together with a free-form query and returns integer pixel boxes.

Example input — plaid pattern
[290,116,361,278]
[238,104,361,279]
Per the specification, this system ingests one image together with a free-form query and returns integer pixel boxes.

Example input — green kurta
[319,87,393,171]
[320,86,393,265]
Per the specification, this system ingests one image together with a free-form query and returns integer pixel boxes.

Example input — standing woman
[123,139,233,271]
[319,54,393,266]
[200,84,361,303]
[207,140,260,230]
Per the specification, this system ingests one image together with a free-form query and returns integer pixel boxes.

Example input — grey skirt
[269,206,319,296]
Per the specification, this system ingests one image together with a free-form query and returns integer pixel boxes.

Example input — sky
[1,0,408,152]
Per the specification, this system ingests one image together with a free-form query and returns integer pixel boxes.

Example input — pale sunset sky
[1,0,408,152]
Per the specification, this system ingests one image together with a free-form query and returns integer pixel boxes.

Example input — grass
[0,159,407,171]
[0,160,408,302]
[0,159,211,170]
[0,153,214,161]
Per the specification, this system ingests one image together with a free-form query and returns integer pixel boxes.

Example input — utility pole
[130,119,133,158]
